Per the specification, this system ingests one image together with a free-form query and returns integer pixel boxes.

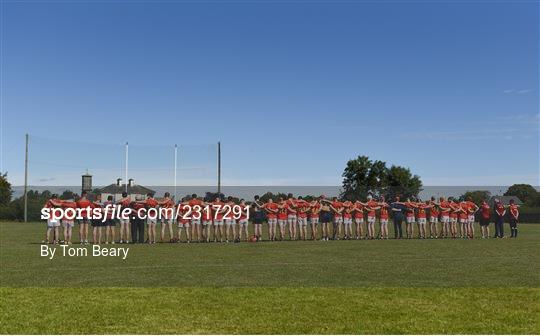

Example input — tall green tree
[0,172,13,205]
[341,156,422,201]
[504,184,539,206]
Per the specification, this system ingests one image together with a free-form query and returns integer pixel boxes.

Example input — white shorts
[225,219,236,226]
[268,218,277,225]
[161,218,173,225]
[147,218,157,225]
[406,216,415,224]
[441,216,450,223]
[61,220,74,228]
[118,218,130,225]
[459,218,467,224]
[343,218,352,225]
[355,218,364,224]
[238,219,248,227]
[278,219,287,226]
[334,216,343,224]
[202,220,213,226]
[177,221,190,228]
[191,218,201,226]
[367,216,376,224]
[380,219,388,225]
[429,216,438,223]
[450,217,458,223]
[310,217,319,225]
[47,219,60,228]
[418,218,427,225]
[288,215,297,221]
[297,217,308,226]
[213,219,224,226]
[468,215,475,223]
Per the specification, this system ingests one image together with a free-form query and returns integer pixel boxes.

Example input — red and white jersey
[480,202,490,219]
[76,198,92,218]
[212,201,225,219]
[439,201,450,217]
[416,204,427,219]
[277,204,288,220]
[354,202,364,218]
[366,200,378,217]
[379,203,389,220]
[331,201,343,216]
[263,202,278,219]
[310,202,321,218]
[509,204,519,219]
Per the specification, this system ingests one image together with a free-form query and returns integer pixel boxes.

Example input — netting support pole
[24,133,29,222]
[217,141,221,194]
[125,142,128,193]
[174,144,178,201]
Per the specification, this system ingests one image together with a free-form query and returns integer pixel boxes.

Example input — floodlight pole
[174,144,178,201]
[24,134,29,222]
[217,141,221,194]
[125,142,128,193]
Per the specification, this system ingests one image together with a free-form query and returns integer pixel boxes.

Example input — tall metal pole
[174,144,178,201]
[217,141,221,194]
[24,134,29,222]
[125,142,128,193]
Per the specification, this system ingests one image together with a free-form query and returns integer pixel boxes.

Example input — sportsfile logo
[41,203,250,222]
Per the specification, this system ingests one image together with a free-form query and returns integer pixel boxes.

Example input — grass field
[1,221,539,334]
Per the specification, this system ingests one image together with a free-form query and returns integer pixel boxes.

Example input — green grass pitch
[0,221,538,334]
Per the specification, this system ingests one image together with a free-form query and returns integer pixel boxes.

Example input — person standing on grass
[319,196,333,241]
[262,198,279,241]
[237,199,249,242]
[201,197,214,243]
[309,199,321,240]
[353,200,366,239]
[43,194,61,244]
[76,191,92,245]
[428,197,439,238]
[130,199,146,244]
[329,197,344,240]
[342,200,354,240]
[277,198,288,241]
[189,194,204,242]
[158,192,175,243]
[91,194,103,244]
[140,193,158,244]
[286,195,298,240]
[103,195,116,244]
[479,200,491,238]
[224,196,237,243]
[60,199,77,245]
[176,197,191,243]
[364,196,378,240]
[448,198,460,238]
[404,198,416,239]
[296,197,309,241]
[437,197,451,238]
[252,195,265,241]
[508,199,519,238]
[212,196,225,242]
[465,197,479,239]
[117,192,131,244]
[493,199,506,238]
[390,196,405,239]
[378,197,390,239]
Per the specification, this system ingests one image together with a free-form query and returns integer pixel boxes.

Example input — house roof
[98,183,155,195]
[488,195,523,206]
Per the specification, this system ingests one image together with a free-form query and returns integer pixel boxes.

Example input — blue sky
[1,0,538,186]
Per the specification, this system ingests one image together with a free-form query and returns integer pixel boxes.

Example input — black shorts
[479,218,490,227]
[320,211,332,223]
[105,219,116,227]
[252,211,264,224]
[91,219,104,227]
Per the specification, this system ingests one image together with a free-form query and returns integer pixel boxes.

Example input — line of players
[43,190,520,244]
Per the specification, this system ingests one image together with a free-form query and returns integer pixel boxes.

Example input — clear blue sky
[1,0,538,186]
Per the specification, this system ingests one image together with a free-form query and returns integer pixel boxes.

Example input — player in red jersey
[237,199,249,242]
[329,197,344,240]
[437,197,451,238]
[464,197,479,239]
[479,200,491,238]
[102,195,116,244]
[342,200,354,240]
[309,199,321,240]
[117,192,132,243]
[353,200,366,239]
[404,198,417,239]
[286,195,298,240]
[76,191,93,244]
[43,194,62,244]
[508,199,520,238]
[378,196,390,239]
[176,197,191,243]
[428,197,439,239]
[91,194,104,244]
[157,192,175,243]
[188,194,204,242]
[277,198,288,240]
[141,193,159,244]
[60,199,77,244]
[212,196,226,242]
[416,201,433,239]
[224,196,237,243]
[364,196,379,240]
[448,198,461,238]
[201,197,214,242]
[262,198,279,241]
[296,197,309,241]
